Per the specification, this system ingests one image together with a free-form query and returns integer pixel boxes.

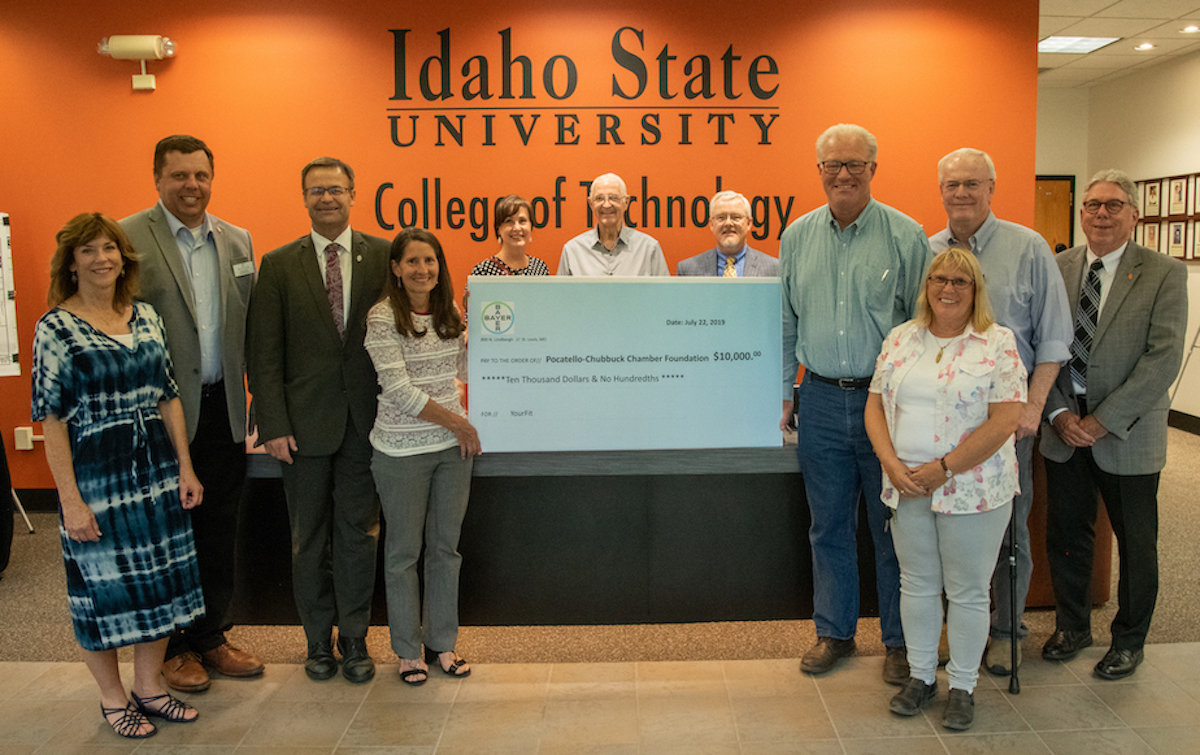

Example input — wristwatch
[939,457,953,478]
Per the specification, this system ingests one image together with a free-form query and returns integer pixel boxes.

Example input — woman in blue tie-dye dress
[31,214,206,739]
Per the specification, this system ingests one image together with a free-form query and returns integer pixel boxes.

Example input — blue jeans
[795,373,904,647]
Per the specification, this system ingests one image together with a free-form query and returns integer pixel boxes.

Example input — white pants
[889,498,1010,692]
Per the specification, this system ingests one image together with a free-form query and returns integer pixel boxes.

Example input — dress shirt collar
[159,200,213,242]
[719,245,747,261]
[1085,241,1127,274]
[312,227,354,256]
[945,212,998,252]
[587,225,630,254]
[823,198,877,231]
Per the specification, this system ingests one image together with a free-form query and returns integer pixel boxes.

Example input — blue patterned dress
[31,302,204,651]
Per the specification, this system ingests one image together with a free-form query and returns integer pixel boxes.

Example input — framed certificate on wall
[1145,180,1162,217]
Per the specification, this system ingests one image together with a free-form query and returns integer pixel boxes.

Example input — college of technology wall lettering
[375,26,795,241]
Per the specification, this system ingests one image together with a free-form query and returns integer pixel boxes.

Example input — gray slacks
[372,446,472,660]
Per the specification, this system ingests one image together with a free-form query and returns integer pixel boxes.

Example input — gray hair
[1086,169,1140,214]
[589,172,627,198]
[709,190,751,216]
[816,124,878,162]
[937,148,996,182]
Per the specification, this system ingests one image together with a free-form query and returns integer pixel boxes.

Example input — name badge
[233,260,255,277]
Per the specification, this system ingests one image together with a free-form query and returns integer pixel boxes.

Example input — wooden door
[1035,176,1075,251]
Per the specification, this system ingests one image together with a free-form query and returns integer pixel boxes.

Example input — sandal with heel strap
[101,703,157,739]
[131,690,198,723]
[423,647,471,678]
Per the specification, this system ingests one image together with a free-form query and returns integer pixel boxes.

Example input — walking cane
[1007,510,1020,694]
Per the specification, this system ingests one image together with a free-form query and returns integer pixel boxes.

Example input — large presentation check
[467,277,782,452]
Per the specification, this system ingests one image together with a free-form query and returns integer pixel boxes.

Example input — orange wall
[0,0,1038,488]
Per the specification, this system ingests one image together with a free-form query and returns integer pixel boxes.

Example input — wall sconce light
[98,35,176,91]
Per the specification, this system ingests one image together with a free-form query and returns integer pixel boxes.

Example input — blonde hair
[914,246,995,332]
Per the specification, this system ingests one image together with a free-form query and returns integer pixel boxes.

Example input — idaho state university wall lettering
[388,27,781,148]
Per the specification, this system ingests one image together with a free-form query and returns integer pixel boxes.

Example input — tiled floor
[3,642,1200,754]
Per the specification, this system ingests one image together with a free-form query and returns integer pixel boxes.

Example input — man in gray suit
[677,190,780,277]
[122,135,264,692]
[247,157,389,683]
[1040,169,1188,680]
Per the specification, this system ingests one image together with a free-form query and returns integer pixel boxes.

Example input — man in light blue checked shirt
[931,148,1072,677]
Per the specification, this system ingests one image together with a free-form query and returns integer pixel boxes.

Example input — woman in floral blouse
[864,246,1027,731]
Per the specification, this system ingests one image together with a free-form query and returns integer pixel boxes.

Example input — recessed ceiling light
[1134,42,1157,51]
[1038,36,1120,54]
[1181,25,1200,34]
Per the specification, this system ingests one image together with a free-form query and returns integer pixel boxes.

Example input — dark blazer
[1040,242,1188,475]
[246,231,390,457]
[121,205,255,443]
[676,246,780,276]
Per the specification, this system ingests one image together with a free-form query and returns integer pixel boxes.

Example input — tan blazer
[122,205,255,443]
[1040,242,1188,475]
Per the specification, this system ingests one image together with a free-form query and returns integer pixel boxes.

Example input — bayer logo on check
[481,301,515,335]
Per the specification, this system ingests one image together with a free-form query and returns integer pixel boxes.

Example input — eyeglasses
[591,194,626,205]
[928,275,973,290]
[941,180,988,192]
[819,160,870,175]
[306,186,351,197]
[1082,199,1129,214]
[712,214,747,224]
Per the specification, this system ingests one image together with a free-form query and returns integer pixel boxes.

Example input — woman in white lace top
[364,227,480,686]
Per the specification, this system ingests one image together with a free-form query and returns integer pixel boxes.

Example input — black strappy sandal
[424,647,471,678]
[101,703,157,739]
[131,691,198,723]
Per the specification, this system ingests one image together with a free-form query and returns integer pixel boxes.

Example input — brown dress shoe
[162,651,211,693]
[201,643,264,678]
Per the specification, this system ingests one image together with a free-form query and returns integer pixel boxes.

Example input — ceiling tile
[1040,0,1117,15]
[1038,52,1089,68]
[1057,17,1161,36]
[1095,0,1200,18]
[1040,15,1086,37]
[1038,66,1115,83]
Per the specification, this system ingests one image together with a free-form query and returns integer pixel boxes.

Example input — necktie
[1068,259,1103,392]
[325,243,345,336]
[723,255,737,277]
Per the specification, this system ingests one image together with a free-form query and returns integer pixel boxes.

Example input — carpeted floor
[4,427,1199,665]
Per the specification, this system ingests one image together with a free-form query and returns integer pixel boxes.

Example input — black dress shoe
[1094,647,1144,680]
[337,636,376,684]
[1041,629,1094,661]
[800,637,856,674]
[305,640,338,681]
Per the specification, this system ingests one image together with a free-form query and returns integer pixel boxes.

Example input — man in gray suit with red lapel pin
[676,190,780,277]
[1040,169,1188,680]
[247,157,389,684]
[122,134,264,693]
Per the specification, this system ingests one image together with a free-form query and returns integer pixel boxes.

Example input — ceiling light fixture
[1038,36,1120,54]
[1181,25,1200,34]
[98,35,176,91]
[1133,42,1157,51]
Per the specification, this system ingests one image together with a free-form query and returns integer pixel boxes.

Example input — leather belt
[807,371,871,390]
[200,380,224,399]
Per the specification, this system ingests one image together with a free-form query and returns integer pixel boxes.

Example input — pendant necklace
[932,334,954,363]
